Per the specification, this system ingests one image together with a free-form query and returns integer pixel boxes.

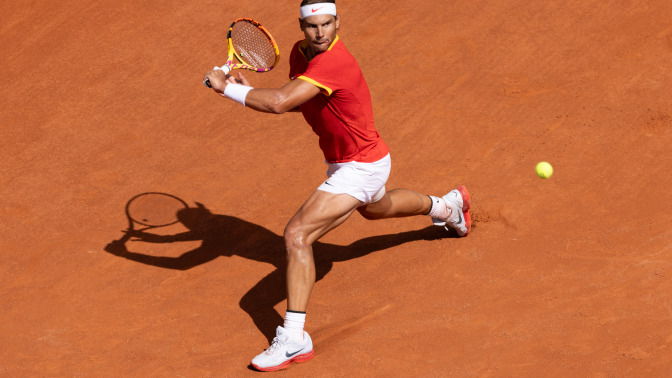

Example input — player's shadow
[105,202,449,342]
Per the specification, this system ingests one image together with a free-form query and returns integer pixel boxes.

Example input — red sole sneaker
[456,185,472,236]
[251,350,315,372]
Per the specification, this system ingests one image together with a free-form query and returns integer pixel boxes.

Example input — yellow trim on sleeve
[297,76,333,96]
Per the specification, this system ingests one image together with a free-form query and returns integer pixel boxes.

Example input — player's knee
[283,223,307,255]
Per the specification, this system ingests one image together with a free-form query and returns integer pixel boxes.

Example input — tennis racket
[204,18,280,88]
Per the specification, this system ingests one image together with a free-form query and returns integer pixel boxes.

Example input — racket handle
[214,65,232,75]
[204,65,232,88]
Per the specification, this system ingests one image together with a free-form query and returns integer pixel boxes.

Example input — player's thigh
[286,190,363,246]
[357,192,393,220]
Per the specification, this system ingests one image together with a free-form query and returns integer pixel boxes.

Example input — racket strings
[231,21,277,68]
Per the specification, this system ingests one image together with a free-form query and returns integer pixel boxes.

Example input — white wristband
[224,83,254,106]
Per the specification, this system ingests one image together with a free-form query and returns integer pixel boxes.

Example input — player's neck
[301,44,321,61]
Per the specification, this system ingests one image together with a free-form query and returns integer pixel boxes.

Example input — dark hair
[300,0,335,6]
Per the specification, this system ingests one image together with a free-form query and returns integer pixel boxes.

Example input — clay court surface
[2,0,672,376]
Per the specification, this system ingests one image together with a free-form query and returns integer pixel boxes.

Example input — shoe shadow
[104,200,451,343]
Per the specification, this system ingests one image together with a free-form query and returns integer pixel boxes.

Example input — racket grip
[204,65,232,88]
[213,65,232,75]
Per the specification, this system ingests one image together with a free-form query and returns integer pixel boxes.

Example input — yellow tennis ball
[535,162,553,179]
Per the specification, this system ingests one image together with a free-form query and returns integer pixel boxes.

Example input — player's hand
[227,72,251,86]
[203,69,229,93]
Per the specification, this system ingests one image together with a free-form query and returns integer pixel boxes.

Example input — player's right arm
[246,79,318,114]
[216,72,320,114]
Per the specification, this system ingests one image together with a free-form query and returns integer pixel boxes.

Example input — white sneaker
[250,326,314,372]
[431,185,472,237]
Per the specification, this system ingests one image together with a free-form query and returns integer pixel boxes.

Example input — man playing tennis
[203,0,471,371]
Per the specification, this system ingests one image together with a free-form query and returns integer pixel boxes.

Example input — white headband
[300,3,337,19]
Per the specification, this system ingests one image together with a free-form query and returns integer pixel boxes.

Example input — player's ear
[298,18,305,31]
[335,15,340,30]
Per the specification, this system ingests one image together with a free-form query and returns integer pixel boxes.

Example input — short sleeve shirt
[289,36,389,163]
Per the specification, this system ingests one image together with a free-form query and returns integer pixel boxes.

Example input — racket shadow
[104,200,451,342]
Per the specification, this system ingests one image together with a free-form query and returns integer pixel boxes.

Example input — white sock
[283,311,306,341]
[427,195,452,220]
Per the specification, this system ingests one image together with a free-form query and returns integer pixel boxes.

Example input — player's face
[300,14,339,55]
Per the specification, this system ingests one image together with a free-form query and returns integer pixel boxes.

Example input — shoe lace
[266,335,288,355]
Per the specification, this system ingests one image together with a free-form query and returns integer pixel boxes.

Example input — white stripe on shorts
[317,154,391,204]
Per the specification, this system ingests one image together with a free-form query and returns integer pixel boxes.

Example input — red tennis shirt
[289,36,389,163]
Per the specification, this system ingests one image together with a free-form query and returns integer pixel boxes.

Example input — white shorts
[317,154,391,204]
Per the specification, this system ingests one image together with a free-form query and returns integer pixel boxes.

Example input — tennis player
[204,0,472,371]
